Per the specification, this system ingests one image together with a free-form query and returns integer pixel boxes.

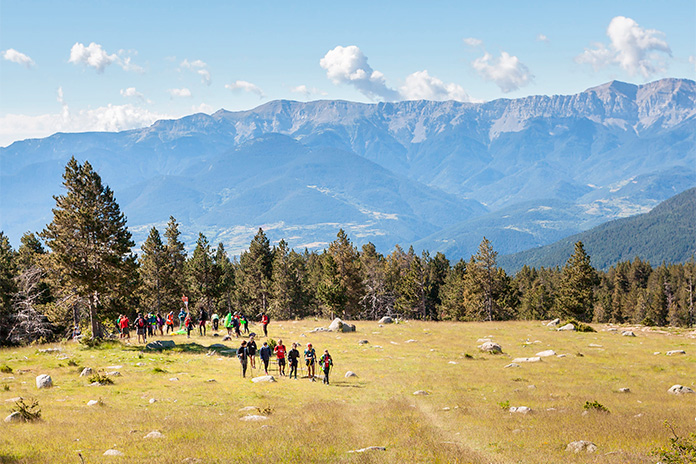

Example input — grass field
[1,319,695,463]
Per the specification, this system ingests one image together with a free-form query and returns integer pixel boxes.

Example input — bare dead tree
[7,267,55,344]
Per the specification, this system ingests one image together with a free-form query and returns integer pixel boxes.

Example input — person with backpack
[233,314,241,338]
[120,315,130,341]
[304,343,317,381]
[211,312,219,332]
[224,311,233,336]
[240,314,249,334]
[259,342,272,375]
[199,308,208,336]
[247,335,257,370]
[136,313,147,344]
[166,311,175,334]
[260,312,270,337]
[178,308,186,329]
[288,343,300,379]
[274,339,287,376]
[237,340,249,378]
[147,313,156,337]
[184,313,193,338]
[319,350,333,385]
[156,313,164,336]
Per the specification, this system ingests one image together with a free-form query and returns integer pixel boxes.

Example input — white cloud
[399,70,477,102]
[472,51,533,93]
[290,85,327,98]
[690,56,696,72]
[575,16,671,78]
[0,87,168,147]
[180,58,211,85]
[168,88,192,98]
[3,48,35,67]
[120,87,144,99]
[68,42,143,73]
[463,38,483,47]
[225,80,265,98]
[537,34,549,43]
[320,45,399,101]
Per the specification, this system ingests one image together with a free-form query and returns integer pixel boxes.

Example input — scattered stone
[607,328,617,332]
[149,398,157,404]
[479,341,503,354]
[348,446,387,453]
[222,335,232,341]
[240,415,267,421]
[4,412,22,423]
[557,354,567,358]
[169,377,179,382]
[105,365,122,370]
[206,379,216,383]
[378,316,393,324]
[239,406,258,412]
[145,340,176,350]
[405,339,417,343]
[588,344,603,348]
[622,331,636,337]
[504,363,520,368]
[135,362,146,366]
[509,406,532,414]
[442,407,450,411]
[413,390,430,396]
[527,385,536,389]
[557,323,576,331]
[476,338,491,344]
[512,357,541,363]
[535,350,556,357]
[328,318,356,333]
[88,382,101,387]
[251,375,276,383]
[38,348,61,353]
[668,385,694,395]
[618,388,631,393]
[144,431,165,439]
[654,352,661,355]
[309,327,328,333]
[565,441,597,453]
[183,458,202,463]
[87,400,100,406]
[448,361,458,365]
[36,374,52,389]
[667,350,686,356]
[547,318,560,327]
[5,397,22,403]
[358,340,369,345]
[105,371,121,377]
[103,449,124,456]
[345,371,358,378]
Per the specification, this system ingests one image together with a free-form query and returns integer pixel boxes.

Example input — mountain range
[1,78,694,263]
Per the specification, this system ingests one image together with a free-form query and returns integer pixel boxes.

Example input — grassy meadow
[1,319,695,463]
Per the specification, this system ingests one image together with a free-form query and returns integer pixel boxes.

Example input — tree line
[0,158,694,344]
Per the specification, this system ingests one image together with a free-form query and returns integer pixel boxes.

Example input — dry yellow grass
[1,319,695,463]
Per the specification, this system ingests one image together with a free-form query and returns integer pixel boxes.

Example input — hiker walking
[135,313,147,344]
[224,311,233,336]
[304,343,317,381]
[259,342,272,375]
[211,313,219,332]
[260,312,270,337]
[319,350,333,385]
[247,335,258,370]
[288,343,300,379]
[166,311,175,334]
[184,313,193,338]
[119,315,130,340]
[178,308,186,329]
[274,339,287,376]
[233,314,241,338]
[147,313,155,337]
[238,340,249,378]
[240,314,249,334]
[156,313,164,336]
[199,308,208,336]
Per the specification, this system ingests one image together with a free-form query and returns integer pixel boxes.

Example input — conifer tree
[237,228,273,315]
[556,241,598,322]
[186,233,217,314]
[270,240,304,319]
[316,253,347,318]
[214,243,235,314]
[164,216,187,308]
[438,259,467,320]
[40,157,136,338]
[139,227,169,314]
[327,229,363,317]
[359,243,393,318]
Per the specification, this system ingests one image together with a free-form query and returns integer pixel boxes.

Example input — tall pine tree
[139,227,170,314]
[556,241,599,322]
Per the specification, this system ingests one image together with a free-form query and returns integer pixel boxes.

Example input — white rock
[345,371,358,378]
[565,441,597,453]
[476,338,491,344]
[4,412,22,423]
[378,316,393,324]
[448,361,458,365]
[504,363,520,368]
[36,374,52,389]
[238,406,258,412]
[557,323,576,331]
[240,415,267,421]
[87,400,100,406]
[358,340,369,345]
[479,341,502,354]
[169,377,179,382]
[667,350,686,355]
[5,397,22,403]
[512,357,542,363]
[105,371,120,377]
[509,406,531,414]
[144,431,165,439]
[405,339,417,343]
[328,318,356,332]
[622,331,636,337]
[654,352,661,355]
[618,388,630,393]
[557,354,567,358]
[348,446,386,453]
[251,375,276,383]
[103,449,124,456]
[535,350,556,357]
[547,318,560,327]
[413,390,430,396]
[149,398,157,404]
[668,385,694,395]
[79,367,93,377]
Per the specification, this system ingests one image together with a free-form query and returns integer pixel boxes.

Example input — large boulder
[146,340,176,350]
[668,385,694,395]
[479,341,502,354]
[557,323,576,331]
[378,316,393,324]
[328,318,356,333]
[36,374,52,389]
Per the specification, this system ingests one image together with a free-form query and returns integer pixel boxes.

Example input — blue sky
[1,0,694,147]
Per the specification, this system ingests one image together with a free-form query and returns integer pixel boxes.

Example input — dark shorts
[306,359,315,366]
[122,328,129,336]
[137,327,145,335]
[278,358,286,366]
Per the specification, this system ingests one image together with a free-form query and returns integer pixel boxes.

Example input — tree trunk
[89,291,102,339]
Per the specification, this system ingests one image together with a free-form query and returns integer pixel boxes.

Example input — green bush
[0,364,12,374]
[583,400,609,413]
[497,400,510,410]
[88,373,114,385]
[11,398,41,422]
[653,423,696,464]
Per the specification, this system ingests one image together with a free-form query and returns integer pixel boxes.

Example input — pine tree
[0,233,18,341]
[316,253,347,318]
[438,259,467,320]
[139,227,170,314]
[186,233,217,314]
[214,243,235,315]
[326,229,363,317]
[556,241,599,322]
[164,216,187,309]
[359,243,393,319]
[40,157,136,338]
[270,240,304,319]
[474,237,500,321]
[237,228,273,315]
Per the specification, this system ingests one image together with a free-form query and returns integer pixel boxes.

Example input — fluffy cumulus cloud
[472,51,533,93]
[225,80,265,98]
[320,45,399,101]
[168,88,192,98]
[68,42,143,73]
[400,70,476,102]
[3,48,35,67]
[0,87,168,147]
[575,16,671,78]
[180,59,211,85]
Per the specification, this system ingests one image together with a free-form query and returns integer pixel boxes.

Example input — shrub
[583,400,609,413]
[88,373,114,385]
[152,367,167,374]
[566,319,596,332]
[497,400,510,410]
[11,398,41,422]
[67,360,78,367]
[652,422,696,464]
[0,364,12,374]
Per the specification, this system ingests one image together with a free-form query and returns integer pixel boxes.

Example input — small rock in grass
[378,316,393,324]
[4,412,22,423]
[413,390,430,396]
[348,446,387,453]
[144,431,165,439]
[622,331,636,337]
[87,400,100,406]
[565,441,597,453]
[105,371,120,377]
[240,415,267,421]
[557,323,575,331]
[666,350,686,356]
[345,371,358,378]
[103,449,124,456]
[476,338,491,344]
[668,385,694,395]
[405,339,417,343]
[36,374,52,389]
[5,397,22,403]
[251,375,276,383]
[149,398,157,404]
[504,363,520,368]
[358,340,369,345]
[547,318,560,327]
[448,361,457,365]
[509,406,532,414]
[479,341,502,354]
[169,377,179,382]
[512,357,541,363]
[618,388,630,393]
[653,352,661,355]
[79,367,93,377]
[535,350,556,357]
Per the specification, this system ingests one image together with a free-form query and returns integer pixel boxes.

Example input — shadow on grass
[120,342,238,357]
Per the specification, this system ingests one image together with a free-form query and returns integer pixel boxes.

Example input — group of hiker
[236,336,333,384]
